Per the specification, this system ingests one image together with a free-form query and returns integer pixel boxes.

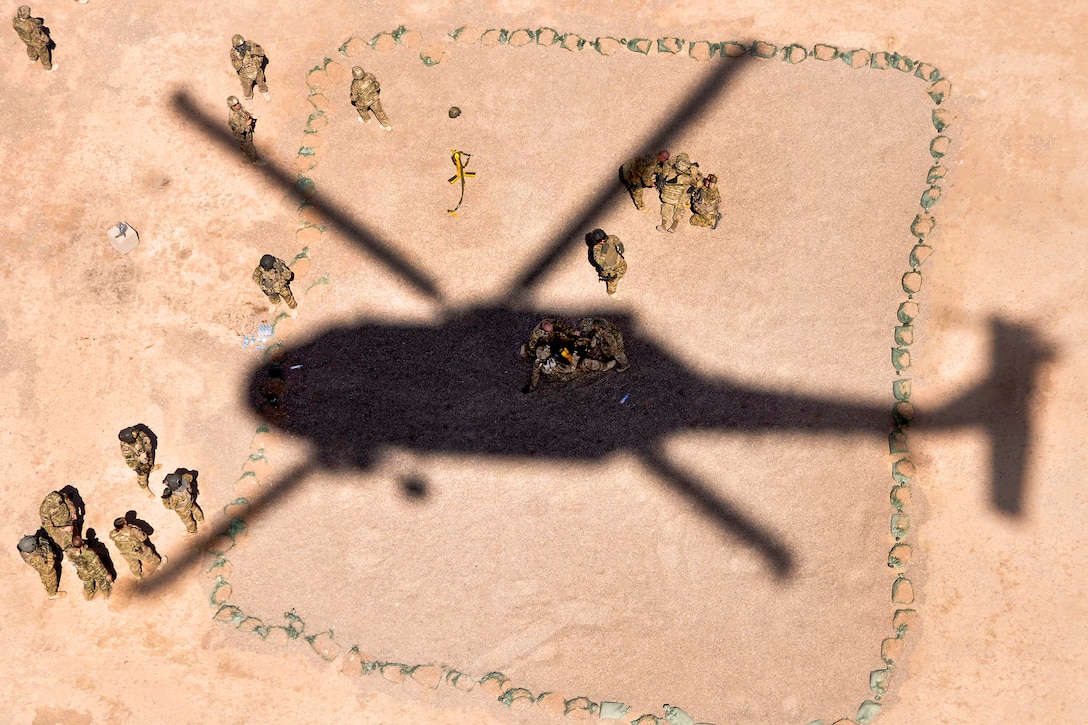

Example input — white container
[108,222,139,254]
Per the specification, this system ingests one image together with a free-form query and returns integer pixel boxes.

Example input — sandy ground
[0,1,1084,724]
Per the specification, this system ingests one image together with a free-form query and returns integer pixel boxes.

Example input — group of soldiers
[520,316,629,393]
[224,34,391,164]
[18,426,205,601]
[621,149,722,232]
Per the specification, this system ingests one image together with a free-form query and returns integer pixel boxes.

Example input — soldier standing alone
[109,517,161,578]
[66,535,113,600]
[587,228,627,296]
[228,96,262,165]
[350,66,392,130]
[230,34,269,101]
[252,254,297,310]
[12,6,52,71]
[161,470,204,535]
[18,533,65,599]
[118,426,156,497]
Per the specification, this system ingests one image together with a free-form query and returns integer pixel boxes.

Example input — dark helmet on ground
[352,66,365,79]
[18,535,38,553]
[118,427,137,443]
[260,254,276,270]
[448,106,461,118]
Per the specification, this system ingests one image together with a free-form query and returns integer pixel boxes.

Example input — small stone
[238,616,263,633]
[446,670,475,691]
[242,457,271,479]
[210,581,233,605]
[927,165,947,184]
[341,647,364,676]
[869,668,891,697]
[902,270,923,294]
[920,186,942,210]
[223,498,250,519]
[911,213,935,239]
[892,575,915,603]
[324,61,347,83]
[892,347,910,371]
[205,535,235,556]
[308,93,331,112]
[893,608,917,635]
[595,37,624,56]
[213,604,242,623]
[814,43,839,60]
[898,300,920,324]
[309,631,340,661]
[410,665,442,689]
[380,663,407,683]
[298,205,325,228]
[234,474,262,499]
[842,49,871,68]
[305,113,328,132]
[561,33,585,51]
[664,704,695,725]
[889,429,908,454]
[303,133,325,149]
[881,636,905,665]
[420,42,449,66]
[479,672,508,696]
[856,700,882,724]
[721,41,748,57]
[887,541,912,567]
[893,401,915,424]
[341,37,367,57]
[890,486,912,512]
[870,51,891,69]
[891,513,911,540]
[633,717,663,725]
[400,30,422,50]
[290,256,312,277]
[910,243,933,267]
[895,325,914,346]
[930,135,951,159]
[480,29,507,47]
[782,44,808,63]
[305,68,328,90]
[500,687,536,710]
[891,441,917,466]
[626,38,653,54]
[657,37,685,54]
[750,40,777,58]
[371,32,398,52]
[893,379,912,401]
[600,701,631,719]
[536,28,560,46]
[933,108,953,132]
[688,40,713,61]
[891,53,914,72]
[265,626,291,645]
[538,692,566,716]
[508,29,535,47]
[928,78,952,105]
[914,62,940,81]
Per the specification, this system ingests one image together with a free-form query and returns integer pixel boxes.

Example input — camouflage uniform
[350,67,391,129]
[252,255,297,308]
[620,153,666,210]
[39,490,78,555]
[162,471,204,534]
[66,540,112,600]
[657,153,696,233]
[578,317,629,371]
[119,427,155,494]
[109,522,161,578]
[523,319,583,392]
[18,534,63,598]
[12,6,51,70]
[591,234,627,296]
[228,98,258,161]
[690,179,722,228]
[230,36,268,99]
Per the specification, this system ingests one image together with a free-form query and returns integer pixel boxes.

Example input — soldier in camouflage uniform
[620,150,669,211]
[656,152,697,233]
[350,66,391,130]
[252,254,297,309]
[161,470,204,534]
[12,6,52,71]
[39,489,79,556]
[227,96,262,164]
[230,34,269,101]
[577,317,630,371]
[66,535,113,600]
[109,516,161,578]
[18,533,65,599]
[689,173,722,229]
[587,228,627,296]
[118,426,156,496]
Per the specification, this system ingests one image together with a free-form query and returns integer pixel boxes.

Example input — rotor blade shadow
[498,49,751,305]
[170,90,444,303]
[924,316,1057,516]
[640,445,794,578]
[138,458,316,595]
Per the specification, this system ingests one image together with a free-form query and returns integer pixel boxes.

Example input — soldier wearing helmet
[227,95,262,164]
[690,173,722,229]
[350,66,392,131]
[12,5,53,71]
[252,254,297,310]
[18,532,65,599]
[656,152,698,233]
[230,34,269,101]
[619,149,669,211]
[586,228,627,296]
[161,469,204,535]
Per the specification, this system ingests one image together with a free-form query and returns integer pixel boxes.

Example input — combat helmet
[164,472,184,490]
[352,66,365,79]
[260,254,276,270]
[18,535,38,553]
[674,152,691,171]
[17,6,30,18]
[227,95,240,107]
[118,426,137,443]
[232,34,245,47]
